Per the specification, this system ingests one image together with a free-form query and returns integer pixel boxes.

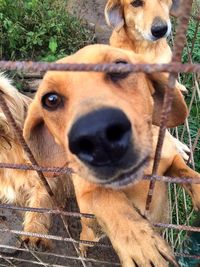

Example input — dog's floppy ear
[105,0,124,31]
[170,0,181,16]
[23,101,67,170]
[148,73,188,127]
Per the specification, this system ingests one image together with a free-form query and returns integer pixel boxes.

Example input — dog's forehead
[36,45,141,96]
[58,44,135,64]
[123,0,171,4]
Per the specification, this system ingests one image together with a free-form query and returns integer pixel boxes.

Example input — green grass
[169,15,200,261]
[0,0,95,61]
[181,18,200,172]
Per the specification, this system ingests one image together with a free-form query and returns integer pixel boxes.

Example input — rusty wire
[145,0,194,213]
[1,249,200,267]
[0,228,110,248]
[0,162,200,184]
[0,61,199,73]
[0,204,95,219]
[0,162,73,175]
[1,220,200,251]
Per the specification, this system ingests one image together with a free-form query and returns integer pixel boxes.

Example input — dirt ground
[0,198,119,266]
[66,0,111,43]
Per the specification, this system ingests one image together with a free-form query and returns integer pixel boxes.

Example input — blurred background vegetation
[0,0,95,61]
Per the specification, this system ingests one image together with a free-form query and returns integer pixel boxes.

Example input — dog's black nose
[151,20,168,39]
[68,108,131,166]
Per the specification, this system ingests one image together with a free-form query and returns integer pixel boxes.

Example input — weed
[0,0,95,61]
[169,15,200,264]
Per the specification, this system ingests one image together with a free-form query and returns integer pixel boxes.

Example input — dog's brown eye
[42,93,63,111]
[131,0,143,7]
[108,60,130,83]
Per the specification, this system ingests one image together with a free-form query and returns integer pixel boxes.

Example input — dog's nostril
[78,138,94,155]
[106,124,125,143]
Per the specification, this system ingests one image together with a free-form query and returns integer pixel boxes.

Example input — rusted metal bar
[0,257,68,267]
[172,0,194,63]
[145,76,177,212]
[154,222,200,233]
[187,129,200,165]
[0,229,110,248]
[0,163,199,184]
[1,222,200,247]
[175,253,200,260]
[0,204,95,219]
[145,0,194,213]
[0,162,73,175]
[0,61,200,73]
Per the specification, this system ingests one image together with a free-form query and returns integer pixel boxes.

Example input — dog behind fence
[0,0,199,266]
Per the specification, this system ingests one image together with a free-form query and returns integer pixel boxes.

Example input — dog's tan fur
[0,74,69,249]
[23,45,200,266]
[105,0,187,92]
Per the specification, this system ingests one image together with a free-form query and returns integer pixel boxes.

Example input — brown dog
[0,73,69,249]
[23,45,200,266]
[105,0,187,93]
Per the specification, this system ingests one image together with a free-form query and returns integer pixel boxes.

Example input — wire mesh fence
[0,0,199,266]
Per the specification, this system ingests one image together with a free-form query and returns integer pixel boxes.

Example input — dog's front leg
[22,181,53,250]
[74,176,177,267]
[167,154,200,211]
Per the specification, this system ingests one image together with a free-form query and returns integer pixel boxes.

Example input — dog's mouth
[101,155,149,189]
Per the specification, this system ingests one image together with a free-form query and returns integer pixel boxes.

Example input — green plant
[169,15,200,265]
[0,0,95,61]
[181,19,200,172]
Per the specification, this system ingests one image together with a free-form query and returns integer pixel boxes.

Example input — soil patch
[66,0,111,44]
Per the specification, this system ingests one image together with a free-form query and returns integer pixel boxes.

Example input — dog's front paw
[109,217,178,267]
[171,136,190,161]
[22,225,52,251]
[22,235,52,251]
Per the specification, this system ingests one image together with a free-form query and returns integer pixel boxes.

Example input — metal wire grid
[0,0,199,265]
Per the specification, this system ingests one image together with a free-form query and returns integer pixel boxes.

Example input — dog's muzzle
[68,107,149,186]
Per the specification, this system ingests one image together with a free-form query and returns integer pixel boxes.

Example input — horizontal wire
[0,204,94,219]
[0,244,200,264]
[0,228,110,248]
[0,162,200,184]
[0,163,73,175]
[1,222,200,248]
[0,61,200,73]
[0,256,70,267]
[0,245,119,266]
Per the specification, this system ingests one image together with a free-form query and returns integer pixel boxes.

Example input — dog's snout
[68,108,132,166]
[151,18,168,39]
